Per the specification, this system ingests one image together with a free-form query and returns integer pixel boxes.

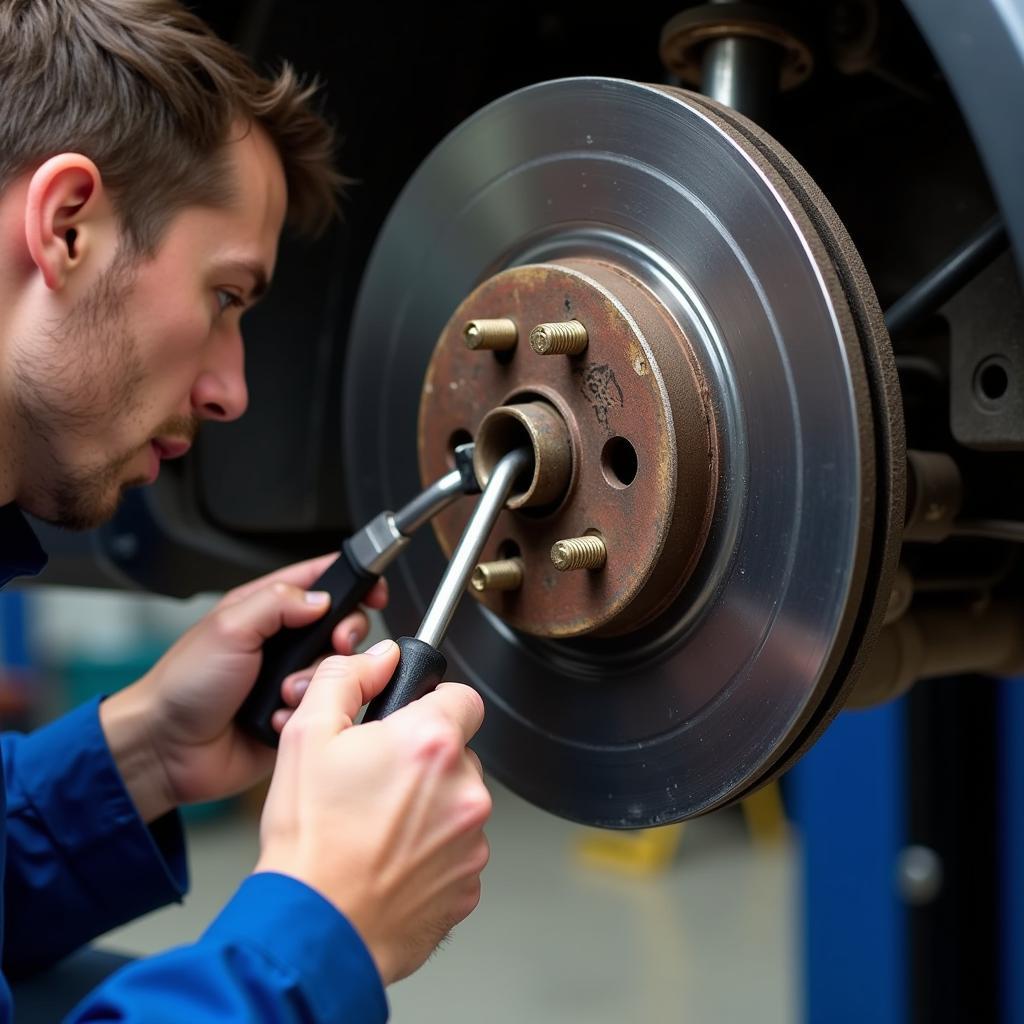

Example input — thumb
[286,640,400,736]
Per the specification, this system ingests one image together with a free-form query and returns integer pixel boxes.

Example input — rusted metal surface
[473,402,572,510]
[418,259,717,638]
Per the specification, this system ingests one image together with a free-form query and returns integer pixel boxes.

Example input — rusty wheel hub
[418,260,717,637]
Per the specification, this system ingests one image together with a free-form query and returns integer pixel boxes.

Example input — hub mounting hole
[601,436,638,488]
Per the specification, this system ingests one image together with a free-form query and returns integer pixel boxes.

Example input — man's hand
[256,645,492,986]
[99,554,387,822]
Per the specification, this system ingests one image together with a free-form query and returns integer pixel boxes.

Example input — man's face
[11,125,287,529]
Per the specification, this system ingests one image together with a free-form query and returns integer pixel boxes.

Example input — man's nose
[191,330,249,422]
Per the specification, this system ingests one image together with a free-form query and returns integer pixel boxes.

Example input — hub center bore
[473,401,572,511]
[418,259,719,638]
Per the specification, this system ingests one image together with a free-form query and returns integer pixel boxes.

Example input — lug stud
[550,535,607,571]
[464,318,518,351]
[471,558,525,592]
[529,320,588,356]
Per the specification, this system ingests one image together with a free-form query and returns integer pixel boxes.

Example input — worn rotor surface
[345,78,903,827]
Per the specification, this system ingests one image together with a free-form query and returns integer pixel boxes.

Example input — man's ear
[24,154,112,292]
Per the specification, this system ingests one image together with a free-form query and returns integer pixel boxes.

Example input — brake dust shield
[345,79,904,827]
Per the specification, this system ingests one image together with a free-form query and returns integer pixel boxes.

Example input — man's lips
[152,438,192,460]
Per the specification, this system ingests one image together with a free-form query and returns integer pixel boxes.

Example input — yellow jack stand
[576,781,788,876]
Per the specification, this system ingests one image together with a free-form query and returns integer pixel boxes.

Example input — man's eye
[215,289,244,314]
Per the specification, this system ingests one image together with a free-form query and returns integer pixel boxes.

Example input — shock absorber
[659,1,814,124]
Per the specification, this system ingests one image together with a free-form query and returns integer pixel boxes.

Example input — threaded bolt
[471,557,525,592]
[551,535,607,572]
[464,318,518,351]
[529,320,589,356]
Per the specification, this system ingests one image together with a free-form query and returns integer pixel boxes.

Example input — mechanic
[0,1,492,1021]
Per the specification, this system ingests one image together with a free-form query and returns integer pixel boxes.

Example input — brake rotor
[345,78,904,827]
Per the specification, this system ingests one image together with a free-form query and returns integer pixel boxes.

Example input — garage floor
[99,781,796,1023]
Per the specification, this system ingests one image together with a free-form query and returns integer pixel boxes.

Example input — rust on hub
[473,401,572,510]
[418,260,718,638]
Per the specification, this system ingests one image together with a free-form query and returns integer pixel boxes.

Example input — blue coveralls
[0,505,388,1022]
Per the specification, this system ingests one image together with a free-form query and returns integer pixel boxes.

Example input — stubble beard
[11,250,196,531]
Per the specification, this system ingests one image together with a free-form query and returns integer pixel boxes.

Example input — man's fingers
[331,611,370,655]
[328,579,387,653]
[286,641,400,736]
[280,654,333,706]
[214,582,334,651]
[281,669,314,707]
[363,577,389,610]
[272,707,294,733]
[220,553,340,607]
[465,747,484,779]
[390,682,485,747]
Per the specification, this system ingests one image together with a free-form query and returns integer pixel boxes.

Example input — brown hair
[0,0,343,251]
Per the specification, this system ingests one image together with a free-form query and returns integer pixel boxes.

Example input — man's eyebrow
[216,260,270,302]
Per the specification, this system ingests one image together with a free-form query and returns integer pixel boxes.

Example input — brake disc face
[345,78,904,827]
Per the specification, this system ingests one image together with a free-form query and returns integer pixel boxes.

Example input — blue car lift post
[792,675,1024,1024]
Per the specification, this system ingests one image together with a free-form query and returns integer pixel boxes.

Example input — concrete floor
[99,781,796,1023]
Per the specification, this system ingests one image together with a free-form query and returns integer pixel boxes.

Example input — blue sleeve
[65,873,389,1024]
[2,698,187,977]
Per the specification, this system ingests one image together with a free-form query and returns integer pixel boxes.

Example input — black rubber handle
[236,547,378,747]
[363,636,448,721]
